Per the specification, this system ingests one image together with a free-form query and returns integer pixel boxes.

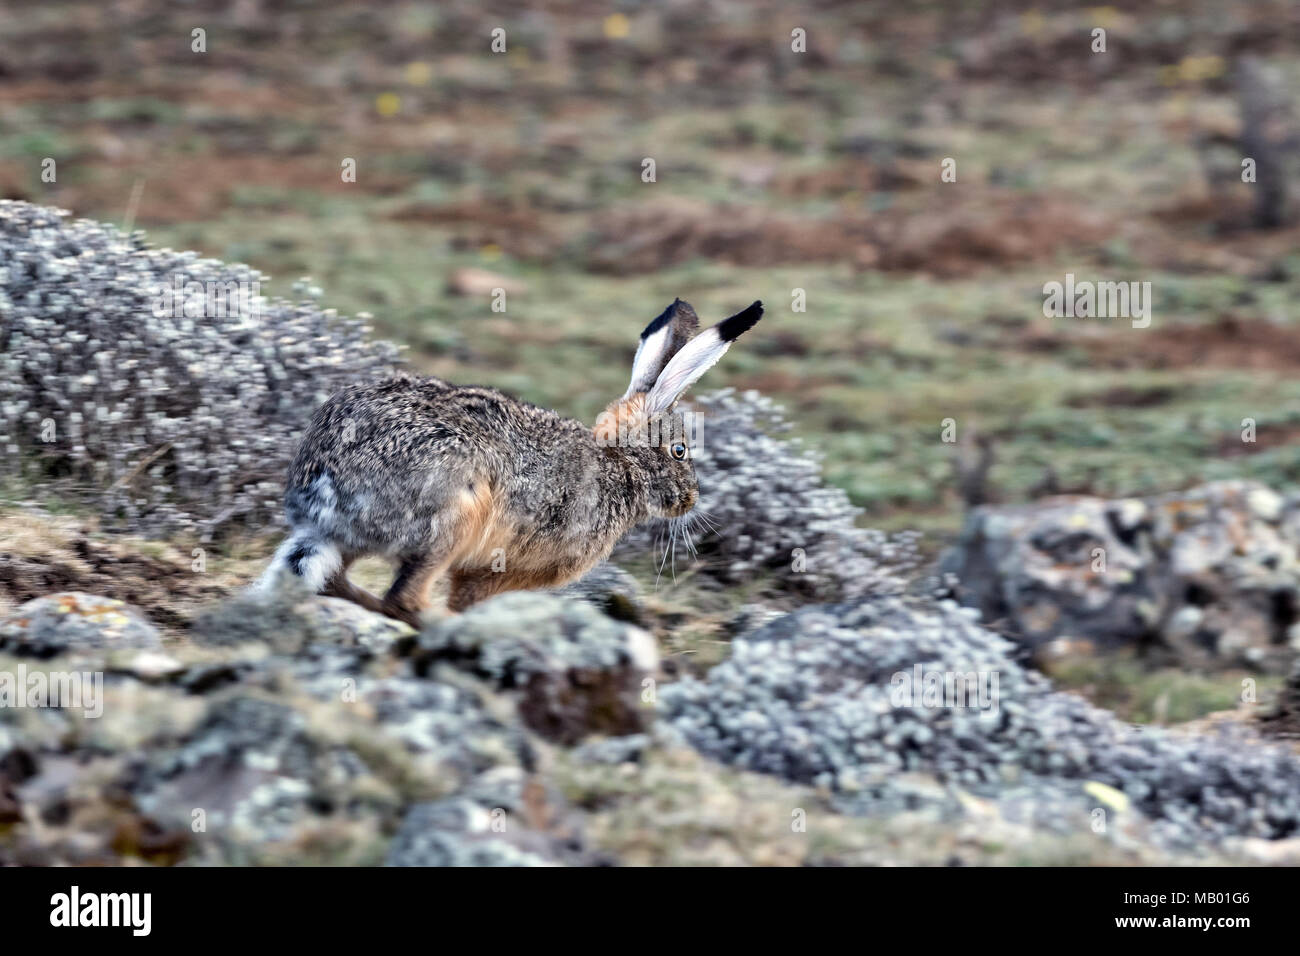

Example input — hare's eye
[670,442,688,461]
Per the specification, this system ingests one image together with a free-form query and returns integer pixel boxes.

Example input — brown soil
[574,195,1113,277]
[1217,421,1300,457]
[0,530,228,630]
[1086,315,1300,371]
[875,199,1114,278]
[1064,385,1186,409]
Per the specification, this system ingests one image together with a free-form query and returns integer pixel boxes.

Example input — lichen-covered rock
[0,583,543,865]
[386,799,561,867]
[293,595,415,652]
[570,733,649,766]
[551,736,1228,866]
[661,594,1300,850]
[307,675,533,780]
[128,695,338,842]
[0,592,162,658]
[385,765,594,866]
[7,523,1299,863]
[551,561,644,624]
[726,603,786,638]
[0,200,399,538]
[192,589,415,655]
[940,480,1300,672]
[2,577,1297,864]
[413,592,658,745]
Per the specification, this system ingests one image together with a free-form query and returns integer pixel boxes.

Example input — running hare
[256,299,763,625]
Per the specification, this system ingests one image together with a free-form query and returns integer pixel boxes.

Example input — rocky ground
[3,557,1300,866]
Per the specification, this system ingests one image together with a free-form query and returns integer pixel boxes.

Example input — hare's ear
[624,299,700,398]
[645,301,763,414]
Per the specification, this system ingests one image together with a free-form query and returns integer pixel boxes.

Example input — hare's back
[284,376,560,550]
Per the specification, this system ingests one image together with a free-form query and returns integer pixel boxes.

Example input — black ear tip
[641,301,677,339]
[717,300,764,342]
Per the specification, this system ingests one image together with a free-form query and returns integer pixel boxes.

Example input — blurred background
[4,0,1297,541]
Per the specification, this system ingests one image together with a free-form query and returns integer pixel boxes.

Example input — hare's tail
[251,528,342,595]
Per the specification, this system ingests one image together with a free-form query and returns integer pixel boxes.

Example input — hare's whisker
[690,507,720,536]
[655,526,673,585]
[669,522,679,584]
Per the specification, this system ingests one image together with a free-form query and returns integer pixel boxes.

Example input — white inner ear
[644,326,732,414]
[624,322,674,398]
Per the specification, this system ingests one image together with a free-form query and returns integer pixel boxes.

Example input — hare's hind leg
[381,551,451,628]
[321,554,387,615]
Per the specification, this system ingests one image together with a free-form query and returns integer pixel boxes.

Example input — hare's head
[595,298,763,519]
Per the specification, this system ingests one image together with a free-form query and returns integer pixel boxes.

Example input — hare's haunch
[254,299,763,626]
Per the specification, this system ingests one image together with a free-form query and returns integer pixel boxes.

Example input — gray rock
[940,480,1300,672]
[385,799,566,867]
[660,594,1300,850]
[413,592,658,745]
[129,695,340,843]
[317,675,533,778]
[550,561,644,623]
[570,733,649,765]
[123,670,534,862]
[0,579,546,864]
[0,593,161,658]
[192,590,414,655]
[726,603,786,638]
[294,595,415,652]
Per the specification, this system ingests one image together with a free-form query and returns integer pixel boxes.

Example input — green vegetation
[1046,654,1284,725]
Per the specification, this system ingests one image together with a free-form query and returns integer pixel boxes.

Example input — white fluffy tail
[251,529,342,596]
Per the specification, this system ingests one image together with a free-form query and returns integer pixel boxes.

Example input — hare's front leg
[446,565,571,612]
[446,568,512,612]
